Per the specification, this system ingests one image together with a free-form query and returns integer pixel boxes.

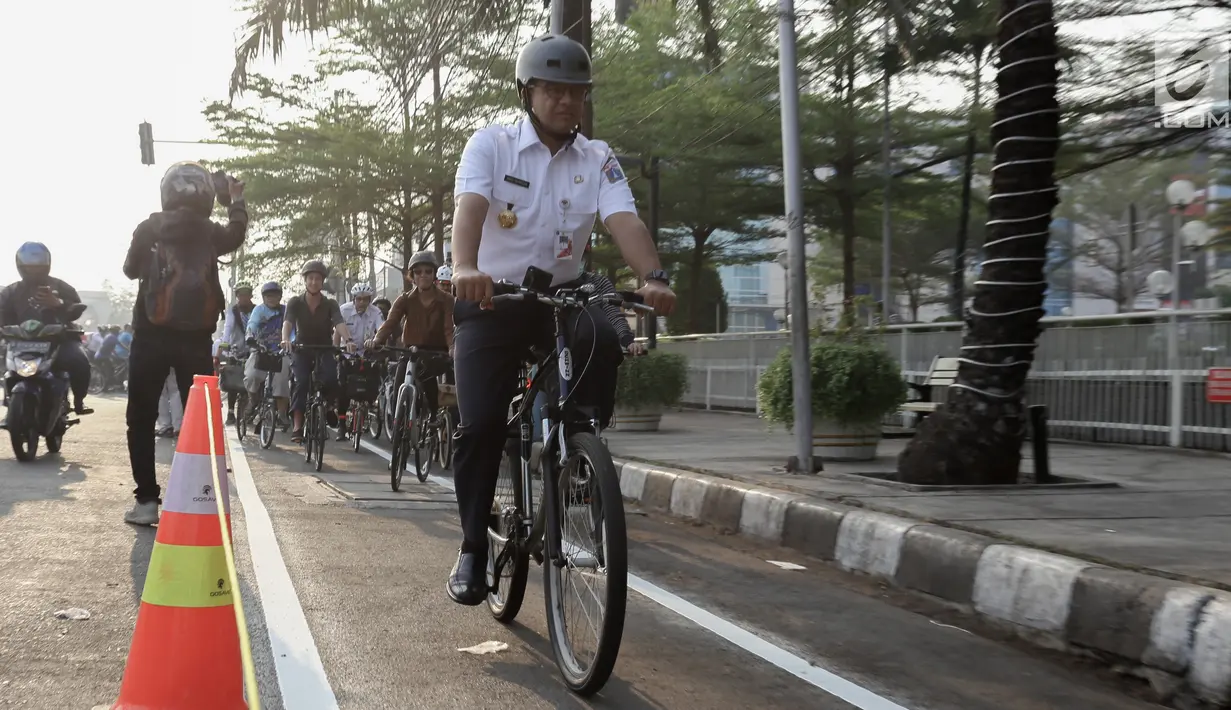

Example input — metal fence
[645,309,1231,452]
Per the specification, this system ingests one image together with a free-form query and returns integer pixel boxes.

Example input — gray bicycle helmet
[515,34,593,88]
[260,280,282,295]
[407,251,438,271]
[300,259,329,278]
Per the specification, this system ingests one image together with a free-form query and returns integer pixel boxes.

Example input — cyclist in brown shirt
[368,251,454,414]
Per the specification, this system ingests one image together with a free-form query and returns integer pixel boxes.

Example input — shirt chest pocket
[490,182,534,229]
[558,179,600,232]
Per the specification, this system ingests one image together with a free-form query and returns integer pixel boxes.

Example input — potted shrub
[757,334,906,461]
[613,351,688,431]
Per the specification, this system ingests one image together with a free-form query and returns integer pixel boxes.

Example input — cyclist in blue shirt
[243,281,292,424]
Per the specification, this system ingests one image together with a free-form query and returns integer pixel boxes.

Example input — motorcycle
[1,303,90,461]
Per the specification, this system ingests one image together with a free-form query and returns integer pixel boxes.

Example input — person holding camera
[121,162,248,526]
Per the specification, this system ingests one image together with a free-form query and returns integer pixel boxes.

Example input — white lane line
[357,437,455,489]
[354,436,912,709]
[227,429,341,710]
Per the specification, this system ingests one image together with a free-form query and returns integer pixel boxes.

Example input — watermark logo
[1154,33,1229,128]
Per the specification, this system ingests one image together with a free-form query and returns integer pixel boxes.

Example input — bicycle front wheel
[259,402,276,450]
[543,432,627,696]
[351,404,364,453]
[314,402,327,472]
[235,392,248,441]
[303,406,315,464]
[436,407,455,469]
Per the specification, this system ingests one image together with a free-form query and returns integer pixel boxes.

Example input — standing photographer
[121,162,248,526]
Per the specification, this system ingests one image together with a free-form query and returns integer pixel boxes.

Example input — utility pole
[777,0,816,473]
[879,10,893,322]
[552,0,593,137]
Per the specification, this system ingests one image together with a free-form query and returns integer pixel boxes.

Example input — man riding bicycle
[244,281,291,424]
[444,34,675,606]
[369,251,454,419]
[281,260,356,443]
[334,282,384,441]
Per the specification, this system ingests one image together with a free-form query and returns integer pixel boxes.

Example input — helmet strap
[520,86,579,146]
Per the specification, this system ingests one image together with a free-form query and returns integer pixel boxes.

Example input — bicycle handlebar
[489,282,655,314]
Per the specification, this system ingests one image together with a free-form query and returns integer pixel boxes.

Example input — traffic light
[138,122,154,165]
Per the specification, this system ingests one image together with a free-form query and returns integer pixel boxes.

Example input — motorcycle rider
[0,242,93,415]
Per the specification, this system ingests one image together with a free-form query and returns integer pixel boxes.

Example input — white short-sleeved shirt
[339,301,384,350]
[454,117,638,286]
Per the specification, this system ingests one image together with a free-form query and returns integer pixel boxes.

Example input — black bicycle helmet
[160,161,216,216]
[301,260,329,278]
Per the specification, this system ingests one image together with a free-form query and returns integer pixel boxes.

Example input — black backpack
[142,237,223,331]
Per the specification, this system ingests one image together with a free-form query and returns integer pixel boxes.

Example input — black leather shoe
[446,549,488,606]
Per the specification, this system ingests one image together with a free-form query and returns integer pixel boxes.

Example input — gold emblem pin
[498,208,518,229]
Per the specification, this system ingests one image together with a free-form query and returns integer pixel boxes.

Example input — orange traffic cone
[113,374,247,710]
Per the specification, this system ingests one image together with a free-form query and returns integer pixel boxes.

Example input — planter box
[613,405,664,432]
[812,419,880,461]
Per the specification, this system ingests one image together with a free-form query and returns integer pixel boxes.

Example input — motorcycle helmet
[160,162,216,216]
[15,242,51,281]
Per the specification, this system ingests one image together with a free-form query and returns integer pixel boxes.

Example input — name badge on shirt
[555,230,574,261]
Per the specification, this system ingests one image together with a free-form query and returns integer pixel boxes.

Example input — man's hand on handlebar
[635,279,676,317]
[453,265,494,310]
[626,342,647,357]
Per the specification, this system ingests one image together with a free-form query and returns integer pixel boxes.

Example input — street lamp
[776,251,790,328]
[1163,178,1197,448]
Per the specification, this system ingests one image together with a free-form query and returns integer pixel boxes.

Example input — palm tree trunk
[897,0,1060,485]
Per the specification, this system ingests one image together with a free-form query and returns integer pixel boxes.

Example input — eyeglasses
[411,268,435,277]
[532,82,590,103]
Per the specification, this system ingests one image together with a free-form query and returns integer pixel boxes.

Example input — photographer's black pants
[451,295,622,554]
[125,331,214,503]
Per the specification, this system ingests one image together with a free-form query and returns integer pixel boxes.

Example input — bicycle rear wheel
[486,444,530,623]
[367,398,383,440]
[543,432,627,696]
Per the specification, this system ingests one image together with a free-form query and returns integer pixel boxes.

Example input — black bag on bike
[341,357,380,401]
[218,362,246,394]
[256,350,283,373]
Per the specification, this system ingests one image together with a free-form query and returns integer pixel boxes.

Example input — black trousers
[126,330,214,503]
[452,296,622,552]
[52,341,91,403]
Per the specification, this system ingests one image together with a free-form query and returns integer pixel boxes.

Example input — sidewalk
[606,409,1231,708]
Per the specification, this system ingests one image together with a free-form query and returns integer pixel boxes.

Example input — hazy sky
[0,1,1210,294]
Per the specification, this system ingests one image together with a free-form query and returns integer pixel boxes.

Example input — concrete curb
[614,458,1231,708]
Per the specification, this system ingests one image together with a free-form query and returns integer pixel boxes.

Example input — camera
[211,170,233,208]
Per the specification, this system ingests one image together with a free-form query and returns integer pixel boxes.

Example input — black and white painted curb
[616,459,1231,708]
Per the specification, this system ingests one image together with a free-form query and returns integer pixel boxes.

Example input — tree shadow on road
[480,624,670,710]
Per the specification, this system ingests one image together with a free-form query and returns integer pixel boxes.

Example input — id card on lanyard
[556,197,573,261]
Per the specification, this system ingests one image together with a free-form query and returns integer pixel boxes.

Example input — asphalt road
[0,398,1165,709]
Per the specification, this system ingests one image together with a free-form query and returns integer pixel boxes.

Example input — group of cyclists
[214,250,458,448]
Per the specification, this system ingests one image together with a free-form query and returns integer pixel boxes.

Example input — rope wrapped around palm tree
[898,0,1060,485]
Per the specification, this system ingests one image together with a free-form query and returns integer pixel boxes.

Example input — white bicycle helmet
[350,282,375,298]
[436,265,453,282]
